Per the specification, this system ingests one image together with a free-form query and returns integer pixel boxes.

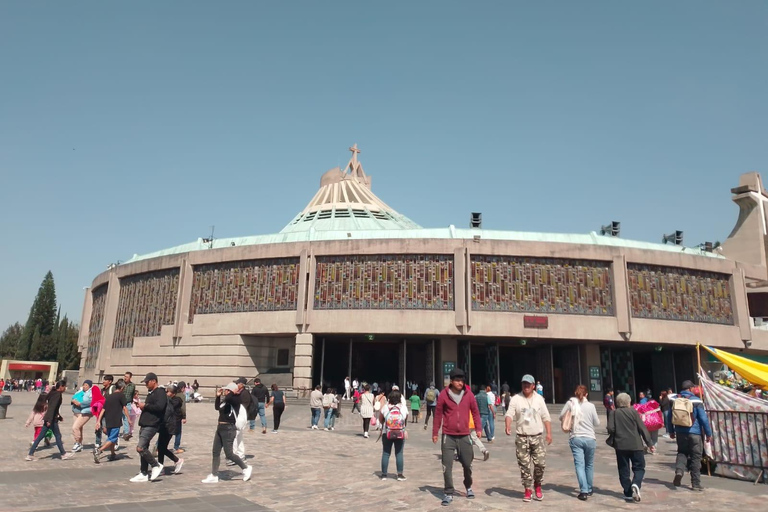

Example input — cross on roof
[349,144,360,164]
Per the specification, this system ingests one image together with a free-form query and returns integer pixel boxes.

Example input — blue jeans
[122,404,132,436]
[381,437,404,475]
[481,415,494,440]
[173,422,182,450]
[29,422,65,456]
[249,402,267,430]
[324,408,334,428]
[569,437,596,494]
[311,408,321,427]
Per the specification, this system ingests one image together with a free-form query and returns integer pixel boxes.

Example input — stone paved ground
[0,391,765,512]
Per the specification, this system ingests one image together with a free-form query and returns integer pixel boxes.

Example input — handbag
[560,408,573,433]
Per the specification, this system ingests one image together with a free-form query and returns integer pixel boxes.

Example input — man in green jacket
[122,371,136,440]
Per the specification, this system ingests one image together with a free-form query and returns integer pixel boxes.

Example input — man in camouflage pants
[505,375,552,502]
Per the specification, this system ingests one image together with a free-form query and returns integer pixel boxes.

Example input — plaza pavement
[0,391,765,512]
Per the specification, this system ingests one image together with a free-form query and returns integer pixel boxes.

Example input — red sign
[8,363,52,372]
[523,316,548,329]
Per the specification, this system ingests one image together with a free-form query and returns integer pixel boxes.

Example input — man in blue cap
[505,374,552,503]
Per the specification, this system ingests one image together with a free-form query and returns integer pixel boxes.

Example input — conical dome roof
[280,145,421,233]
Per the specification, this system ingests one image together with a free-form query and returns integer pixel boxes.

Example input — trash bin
[0,394,11,419]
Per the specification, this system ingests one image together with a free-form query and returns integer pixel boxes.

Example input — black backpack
[163,399,177,435]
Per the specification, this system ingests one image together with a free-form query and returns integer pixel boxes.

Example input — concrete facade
[77,148,768,402]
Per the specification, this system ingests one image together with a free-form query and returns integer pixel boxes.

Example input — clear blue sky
[1,1,766,330]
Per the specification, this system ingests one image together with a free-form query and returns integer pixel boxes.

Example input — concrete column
[77,287,93,369]
[731,268,752,343]
[293,333,314,396]
[454,248,466,329]
[175,258,193,340]
[612,255,631,338]
[296,249,309,328]
[96,271,121,378]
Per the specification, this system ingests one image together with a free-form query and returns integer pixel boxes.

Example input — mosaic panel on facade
[84,285,108,369]
[113,269,180,349]
[313,255,453,310]
[627,264,733,325]
[471,256,614,315]
[188,258,300,321]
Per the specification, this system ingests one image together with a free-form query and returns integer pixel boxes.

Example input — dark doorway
[553,346,580,403]
[633,351,653,402]
[352,341,400,388]
[499,345,538,396]
[311,339,349,391]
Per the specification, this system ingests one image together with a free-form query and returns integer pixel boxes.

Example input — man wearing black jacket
[130,373,166,483]
[26,381,73,460]
[250,377,270,434]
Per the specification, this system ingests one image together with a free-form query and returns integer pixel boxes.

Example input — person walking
[559,385,600,501]
[201,383,253,483]
[409,390,421,423]
[604,389,615,426]
[153,384,184,474]
[129,373,166,483]
[659,389,672,438]
[360,384,375,438]
[122,372,136,441]
[173,381,187,453]
[94,380,129,464]
[309,385,323,429]
[432,368,482,506]
[504,374,552,502]
[250,378,270,434]
[476,386,495,442]
[607,392,653,502]
[70,380,94,453]
[378,389,408,481]
[228,379,247,465]
[344,376,352,401]
[26,393,49,447]
[267,384,285,433]
[423,382,438,430]
[468,409,490,461]
[27,381,73,460]
[236,377,254,438]
[322,388,336,431]
[668,380,712,491]
[351,388,361,414]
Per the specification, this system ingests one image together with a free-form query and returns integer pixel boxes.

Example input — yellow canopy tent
[702,345,768,387]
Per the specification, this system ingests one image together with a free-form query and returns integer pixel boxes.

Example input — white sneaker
[324,428,329,431]
[271,430,278,434]
[72,443,82,453]
[364,432,369,438]
[149,465,163,481]
[242,465,253,482]
[25,455,35,461]
[311,425,318,430]
[61,452,74,460]
[173,458,184,474]
[201,474,219,484]
[632,484,641,502]
[130,473,149,483]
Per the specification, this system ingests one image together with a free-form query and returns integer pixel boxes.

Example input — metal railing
[706,409,768,484]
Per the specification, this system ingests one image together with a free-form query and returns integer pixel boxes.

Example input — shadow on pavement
[485,486,523,499]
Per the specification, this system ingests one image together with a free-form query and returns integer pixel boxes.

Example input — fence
[706,409,768,484]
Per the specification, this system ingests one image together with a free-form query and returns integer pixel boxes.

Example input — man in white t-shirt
[343,377,351,400]
[505,374,552,503]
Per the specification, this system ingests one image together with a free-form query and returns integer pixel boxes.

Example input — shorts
[107,427,121,444]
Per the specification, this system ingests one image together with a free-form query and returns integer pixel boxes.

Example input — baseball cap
[392,385,400,390]
[521,374,535,384]
[236,377,247,385]
[681,380,694,390]
[449,368,466,380]
[223,382,238,392]
[142,372,158,383]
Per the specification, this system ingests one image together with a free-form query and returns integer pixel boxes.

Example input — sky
[1,1,767,330]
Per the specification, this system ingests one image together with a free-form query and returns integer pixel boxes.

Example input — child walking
[26,394,50,447]
[409,391,421,423]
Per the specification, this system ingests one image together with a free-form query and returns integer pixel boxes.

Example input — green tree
[17,271,58,360]
[0,322,23,359]
[56,316,81,371]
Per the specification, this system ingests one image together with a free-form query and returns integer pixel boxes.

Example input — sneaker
[692,484,704,491]
[93,449,101,464]
[242,465,253,482]
[523,489,533,502]
[262,428,267,434]
[330,427,335,431]
[116,439,120,449]
[174,448,184,454]
[624,496,634,502]
[397,474,407,481]
[61,452,74,460]
[466,488,475,499]
[174,458,184,474]
[150,465,163,481]
[483,450,490,461]
[226,460,236,466]
[311,425,318,430]
[130,473,149,483]
[25,455,35,461]
[380,474,388,480]
[364,432,369,438]
[673,474,683,487]
[272,430,278,434]
[534,485,543,501]
[441,494,453,506]
[72,443,82,453]
[662,434,670,438]
[44,439,51,447]
[577,493,588,501]
[631,484,641,502]
[201,474,219,484]
[423,424,427,430]
[324,428,329,431]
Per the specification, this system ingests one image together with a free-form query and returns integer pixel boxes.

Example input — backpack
[385,406,406,440]
[671,397,694,427]
[426,389,436,403]
[162,399,177,435]
[246,394,259,418]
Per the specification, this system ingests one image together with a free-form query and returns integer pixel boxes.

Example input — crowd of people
[16,368,712,504]
[1,377,50,392]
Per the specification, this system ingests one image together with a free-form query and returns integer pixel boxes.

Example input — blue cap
[521,374,535,384]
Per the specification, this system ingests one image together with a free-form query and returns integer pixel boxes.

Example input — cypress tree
[56,316,81,370]
[17,271,58,360]
[0,322,23,359]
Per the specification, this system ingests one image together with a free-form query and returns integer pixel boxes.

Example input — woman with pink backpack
[378,389,407,481]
